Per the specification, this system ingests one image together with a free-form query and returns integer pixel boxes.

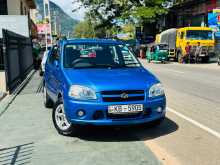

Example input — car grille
[101,90,145,102]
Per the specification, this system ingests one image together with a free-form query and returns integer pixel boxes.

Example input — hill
[35,0,79,37]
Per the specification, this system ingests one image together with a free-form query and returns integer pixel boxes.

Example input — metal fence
[2,29,33,93]
[0,38,4,70]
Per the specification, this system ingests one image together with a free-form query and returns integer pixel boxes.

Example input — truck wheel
[177,52,182,63]
[202,56,209,63]
[43,85,53,108]
[52,98,77,136]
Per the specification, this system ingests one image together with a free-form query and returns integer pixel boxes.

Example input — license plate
[108,104,143,114]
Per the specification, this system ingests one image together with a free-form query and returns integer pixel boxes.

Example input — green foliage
[75,0,167,28]
[121,23,135,39]
[73,20,95,38]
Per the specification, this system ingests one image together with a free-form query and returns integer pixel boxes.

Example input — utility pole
[43,0,53,50]
[54,11,57,36]
[48,1,53,44]
[43,0,47,50]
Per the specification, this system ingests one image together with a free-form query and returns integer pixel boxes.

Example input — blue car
[43,39,166,136]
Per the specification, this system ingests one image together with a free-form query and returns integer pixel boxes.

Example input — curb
[0,70,35,117]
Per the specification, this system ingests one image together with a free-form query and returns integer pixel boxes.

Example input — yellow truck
[159,27,215,63]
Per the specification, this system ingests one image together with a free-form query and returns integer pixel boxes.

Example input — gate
[0,38,3,70]
[2,29,33,93]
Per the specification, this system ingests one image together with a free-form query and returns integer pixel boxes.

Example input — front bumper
[64,96,166,126]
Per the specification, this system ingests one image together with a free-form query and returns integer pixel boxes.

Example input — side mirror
[53,60,59,68]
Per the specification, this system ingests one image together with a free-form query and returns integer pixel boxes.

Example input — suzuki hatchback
[44,39,166,136]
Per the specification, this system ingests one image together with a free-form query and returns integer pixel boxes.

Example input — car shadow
[76,117,178,142]
[0,142,34,165]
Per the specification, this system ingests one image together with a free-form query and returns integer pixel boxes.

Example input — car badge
[121,93,129,99]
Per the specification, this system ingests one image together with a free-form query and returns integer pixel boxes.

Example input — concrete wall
[7,0,20,15]
[0,71,7,92]
[7,0,31,15]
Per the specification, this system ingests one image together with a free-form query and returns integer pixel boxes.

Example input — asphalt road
[140,60,220,165]
[0,61,220,165]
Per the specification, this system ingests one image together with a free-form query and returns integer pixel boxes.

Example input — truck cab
[159,27,215,63]
[176,27,215,62]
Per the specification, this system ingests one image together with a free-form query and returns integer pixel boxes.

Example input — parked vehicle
[39,46,52,76]
[155,34,161,44]
[146,44,169,63]
[159,27,215,63]
[43,39,166,136]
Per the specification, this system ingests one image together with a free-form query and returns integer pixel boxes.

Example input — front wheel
[202,56,209,63]
[52,99,77,136]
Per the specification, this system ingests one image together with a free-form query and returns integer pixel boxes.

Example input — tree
[73,0,168,28]
[73,20,95,38]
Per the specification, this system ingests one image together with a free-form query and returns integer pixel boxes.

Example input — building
[158,0,220,31]
[0,0,36,15]
[0,0,37,37]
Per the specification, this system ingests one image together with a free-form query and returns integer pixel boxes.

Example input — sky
[50,0,86,20]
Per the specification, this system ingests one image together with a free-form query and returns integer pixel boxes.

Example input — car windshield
[63,43,141,68]
[186,30,213,40]
[158,45,168,50]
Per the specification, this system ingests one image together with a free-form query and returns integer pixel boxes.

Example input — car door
[51,46,62,100]
[44,46,59,101]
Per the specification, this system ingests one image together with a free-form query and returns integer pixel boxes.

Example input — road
[0,62,220,165]
[140,60,220,165]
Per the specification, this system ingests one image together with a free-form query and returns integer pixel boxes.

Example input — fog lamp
[77,110,85,117]
[156,107,163,113]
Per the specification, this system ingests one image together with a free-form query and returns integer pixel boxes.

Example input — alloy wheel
[55,104,71,131]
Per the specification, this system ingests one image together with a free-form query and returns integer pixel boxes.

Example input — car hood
[63,67,159,92]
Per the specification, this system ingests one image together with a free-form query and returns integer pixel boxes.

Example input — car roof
[61,39,124,45]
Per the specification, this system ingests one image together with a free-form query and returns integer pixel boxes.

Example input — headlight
[149,83,165,98]
[68,85,97,100]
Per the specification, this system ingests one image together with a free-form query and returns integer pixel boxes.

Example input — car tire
[202,56,209,63]
[177,51,182,63]
[39,70,43,76]
[52,98,77,136]
[43,85,53,108]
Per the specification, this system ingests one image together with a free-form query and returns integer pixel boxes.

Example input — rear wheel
[202,56,210,63]
[43,85,53,108]
[177,51,182,63]
[52,99,77,136]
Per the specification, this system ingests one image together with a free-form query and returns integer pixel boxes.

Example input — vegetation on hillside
[35,0,79,37]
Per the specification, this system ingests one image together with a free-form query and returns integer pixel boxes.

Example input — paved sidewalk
[0,72,161,165]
